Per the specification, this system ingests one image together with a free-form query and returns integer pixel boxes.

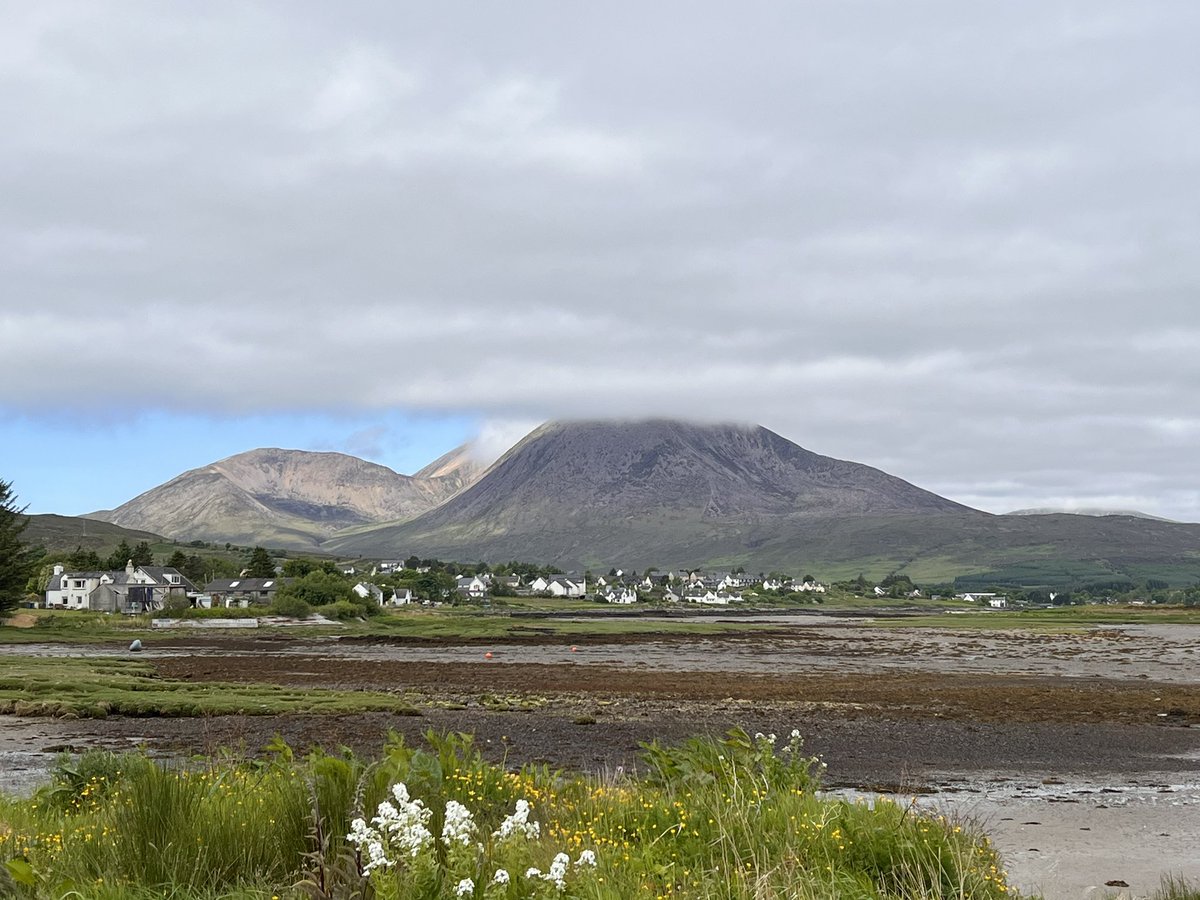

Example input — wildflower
[494,799,541,841]
[491,868,511,885]
[545,851,570,890]
[442,799,476,847]
[454,877,474,897]
[576,849,597,867]
[525,867,543,879]
[372,783,433,857]
[363,840,392,875]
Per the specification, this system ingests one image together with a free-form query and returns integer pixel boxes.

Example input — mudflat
[7,617,1200,898]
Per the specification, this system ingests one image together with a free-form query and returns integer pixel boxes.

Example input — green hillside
[25,514,165,555]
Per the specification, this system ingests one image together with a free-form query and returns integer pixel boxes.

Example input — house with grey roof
[203,577,287,608]
[45,561,197,613]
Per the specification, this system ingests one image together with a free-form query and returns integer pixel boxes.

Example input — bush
[270,595,312,619]
[314,600,370,620]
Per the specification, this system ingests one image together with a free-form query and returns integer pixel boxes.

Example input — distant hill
[327,420,1200,585]
[87,446,482,550]
[25,514,164,555]
[1007,507,1179,523]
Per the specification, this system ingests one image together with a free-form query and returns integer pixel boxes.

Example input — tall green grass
[1,730,1021,899]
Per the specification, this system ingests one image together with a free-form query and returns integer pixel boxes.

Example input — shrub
[315,600,370,620]
[270,595,312,619]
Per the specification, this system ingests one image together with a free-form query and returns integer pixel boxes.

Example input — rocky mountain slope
[327,420,978,564]
[85,420,1200,585]
[88,446,480,549]
[328,421,1200,584]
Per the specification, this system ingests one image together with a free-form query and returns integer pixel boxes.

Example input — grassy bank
[0,607,778,647]
[0,656,419,718]
[863,605,1200,631]
[1,729,1020,899]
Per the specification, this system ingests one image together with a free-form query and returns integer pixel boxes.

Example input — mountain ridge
[86,445,482,549]
[80,420,1200,586]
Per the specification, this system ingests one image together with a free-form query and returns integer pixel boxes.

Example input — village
[41,558,834,612]
[36,551,1024,615]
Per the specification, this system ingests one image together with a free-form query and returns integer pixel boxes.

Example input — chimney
[126,559,135,577]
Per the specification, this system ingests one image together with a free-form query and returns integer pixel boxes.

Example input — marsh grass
[0,730,1022,899]
[1152,876,1200,900]
[0,656,420,718]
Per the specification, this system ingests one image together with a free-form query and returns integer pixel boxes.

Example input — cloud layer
[4,2,1199,518]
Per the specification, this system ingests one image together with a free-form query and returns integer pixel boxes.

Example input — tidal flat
[3,612,1199,897]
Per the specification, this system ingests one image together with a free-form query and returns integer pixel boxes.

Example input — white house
[958,592,1001,603]
[46,568,107,609]
[547,576,586,598]
[683,589,743,605]
[46,562,195,613]
[602,587,638,604]
[456,575,488,599]
[386,588,416,606]
[792,580,827,594]
[353,582,385,604]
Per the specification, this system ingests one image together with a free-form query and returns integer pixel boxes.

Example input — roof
[204,577,283,592]
[138,567,199,591]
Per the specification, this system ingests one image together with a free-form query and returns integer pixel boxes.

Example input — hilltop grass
[0,656,419,719]
[0,729,1022,899]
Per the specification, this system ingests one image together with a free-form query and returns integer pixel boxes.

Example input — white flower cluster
[347,785,596,893]
[442,799,477,847]
[347,817,392,875]
[492,798,541,841]
[525,850,598,892]
[346,782,434,873]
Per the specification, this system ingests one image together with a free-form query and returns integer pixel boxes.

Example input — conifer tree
[246,546,276,578]
[0,480,43,614]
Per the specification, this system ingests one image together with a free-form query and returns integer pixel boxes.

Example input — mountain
[85,421,1200,586]
[87,447,480,550]
[328,420,1200,585]
[1007,507,1178,523]
[327,420,979,566]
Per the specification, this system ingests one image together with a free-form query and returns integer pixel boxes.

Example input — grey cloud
[3,1,1199,518]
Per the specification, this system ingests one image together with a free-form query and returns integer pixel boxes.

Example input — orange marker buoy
[484,651,493,659]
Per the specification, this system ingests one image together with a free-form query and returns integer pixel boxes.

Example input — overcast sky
[3,2,1199,520]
